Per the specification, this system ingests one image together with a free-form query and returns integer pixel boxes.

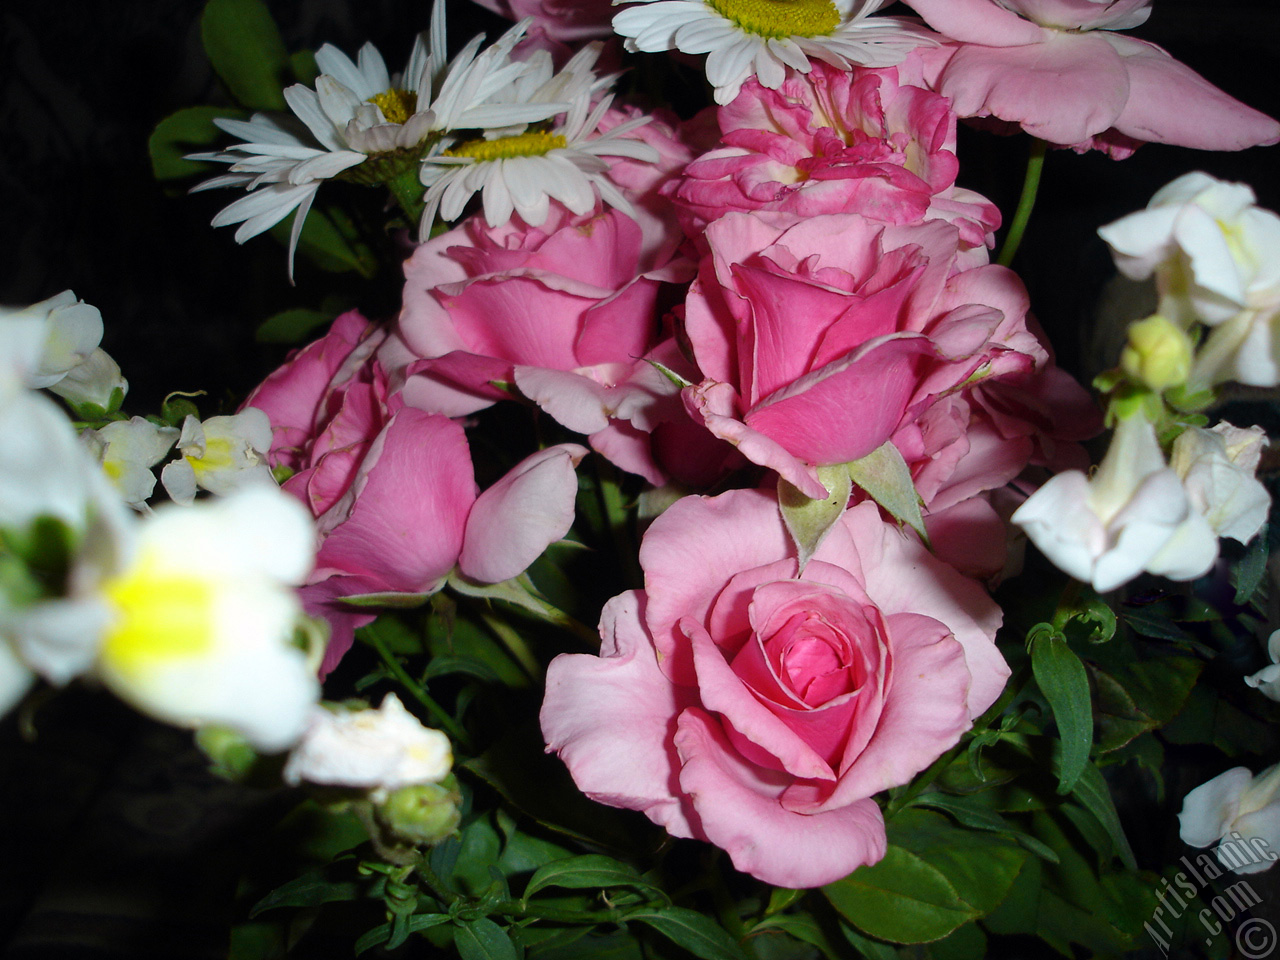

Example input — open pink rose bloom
[541,490,1007,887]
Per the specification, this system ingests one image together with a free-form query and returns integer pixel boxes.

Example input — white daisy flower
[612,0,936,104]
[418,43,659,229]
[190,4,569,274]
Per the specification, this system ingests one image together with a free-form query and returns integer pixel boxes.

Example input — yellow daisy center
[705,0,841,38]
[100,559,216,683]
[444,131,569,161]
[367,89,417,125]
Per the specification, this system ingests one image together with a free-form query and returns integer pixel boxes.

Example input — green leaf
[750,915,839,960]
[290,49,318,85]
[765,887,806,916]
[837,924,900,960]
[909,793,1058,863]
[355,915,451,956]
[249,871,360,916]
[450,815,504,897]
[525,928,644,960]
[201,0,290,110]
[629,908,747,960]
[1061,760,1136,871]
[928,922,987,960]
[463,727,647,854]
[826,810,1029,944]
[888,810,1028,916]
[160,393,201,427]
[1233,524,1269,604]
[1030,632,1092,794]
[845,441,929,544]
[149,106,245,182]
[824,846,974,944]
[778,465,852,571]
[424,655,503,684]
[526,855,659,899]
[456,918,519,960]
[267,206,377,277]
[255,308,336,344]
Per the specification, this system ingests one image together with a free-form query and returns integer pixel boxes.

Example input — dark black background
[1,1,1277,956]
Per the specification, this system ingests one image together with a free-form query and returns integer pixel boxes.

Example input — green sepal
[778,464,851,572]
[846,441,929,545]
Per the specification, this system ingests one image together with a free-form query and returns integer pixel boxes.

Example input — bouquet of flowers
[5,0,1280,957]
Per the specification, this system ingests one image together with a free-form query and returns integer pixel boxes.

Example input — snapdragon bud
[376,774,462,846]
[1120,315,1192,392]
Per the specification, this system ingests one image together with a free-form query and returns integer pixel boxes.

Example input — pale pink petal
[1105,35,1280,151]
[901,0,1047,45]
[824,503,1008,718]
[675,708,887,887]
[541,591,698,838]
[640,489,793,682]
[460,443,588,583]
[937,33,1130,144]
[312,410,476,593]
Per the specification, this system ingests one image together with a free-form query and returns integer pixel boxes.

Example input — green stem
[365,626,472,750]
[597,461,643,589]
[386,167,426,231]
[996,138,1048,268]
[476,608,542,683]
[414,859,459,906]
[500,900,627,924]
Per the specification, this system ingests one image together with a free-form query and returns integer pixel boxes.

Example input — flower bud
[1120,315,1192,392]
[376,774,462,847]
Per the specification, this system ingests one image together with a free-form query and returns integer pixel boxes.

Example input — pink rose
[891,361,1100,578]
[903,0,1280,156]
[465,0,615,42]
[541,489,1007,887]
[682,212,1043,499]
[670,59,999,253]
[392,113,707,482]
[246,312,586,673]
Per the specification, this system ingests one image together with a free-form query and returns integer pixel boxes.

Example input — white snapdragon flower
[1098,172,1280,388]
[1099,172,1280,325]
[612,0,935,105]
[283,693,453,796]
[48,349,128,414]
[1011,414,1217,593]
[82,417,180,510]
[1170,422,1270,544]
[2,291,128,411]
[94,487,319,752]
[0,390,131,710]
[160,409,274,505]
[1245,630,1280,701]
[1179,765,1280,875]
